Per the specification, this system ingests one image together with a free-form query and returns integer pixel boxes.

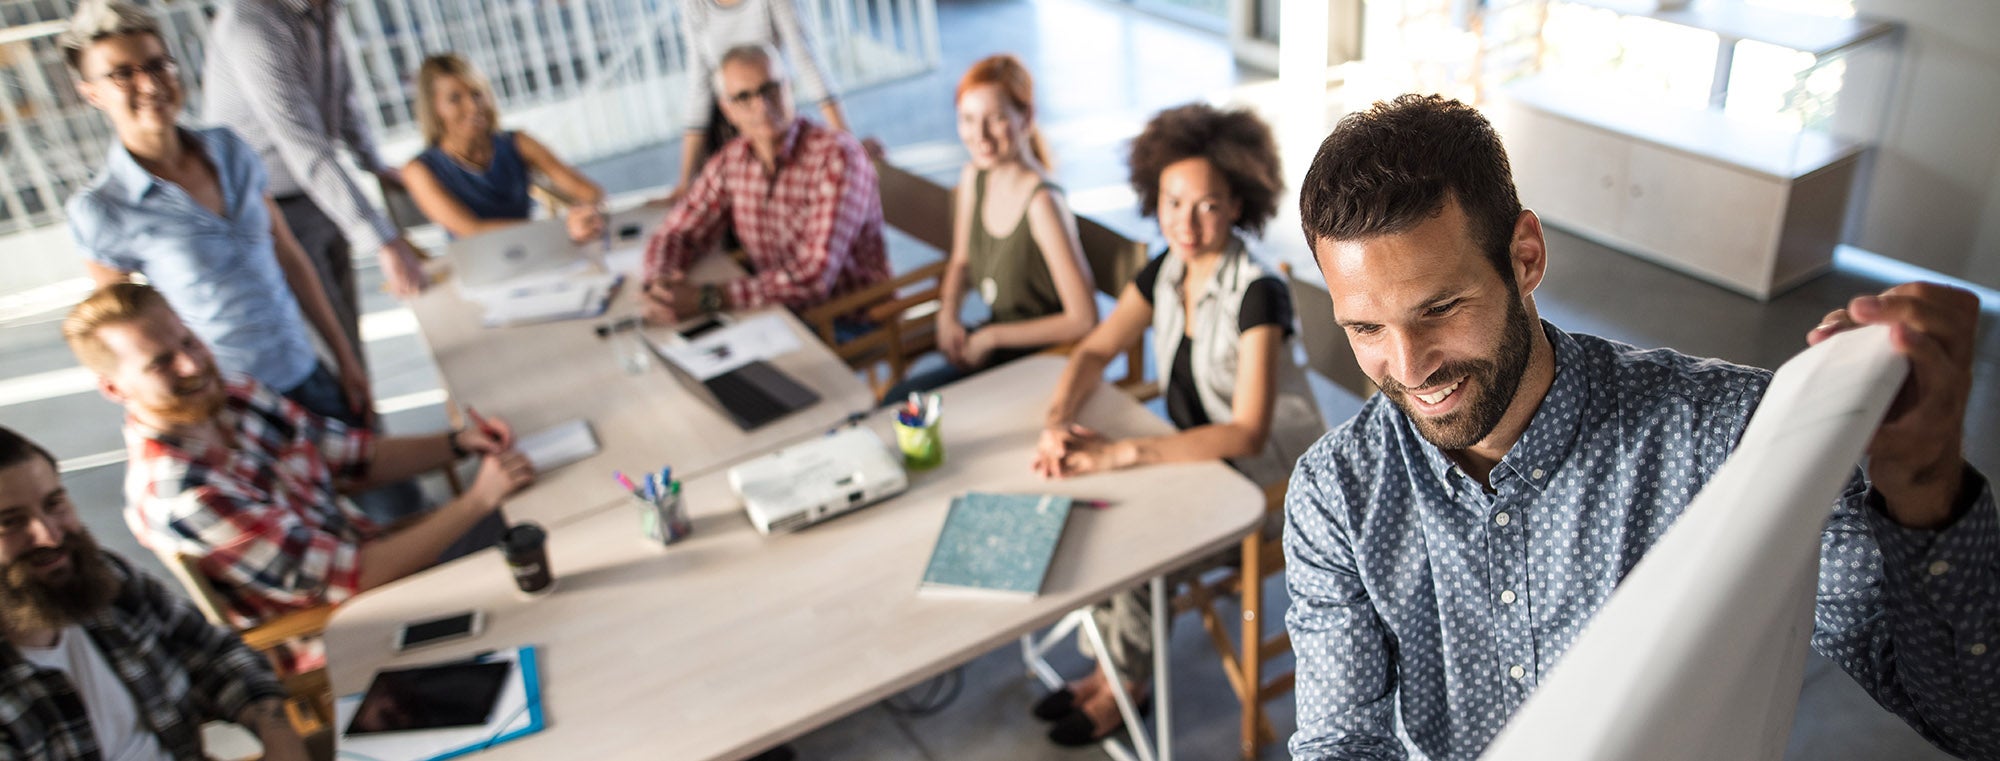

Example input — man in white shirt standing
[0,425,308,761]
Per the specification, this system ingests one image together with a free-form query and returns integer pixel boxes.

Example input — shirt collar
[281,0,334,16]
[1162,233,1248,297]
[104,140,161,206]
[773,118,808,168]
[1414,320,1587,495]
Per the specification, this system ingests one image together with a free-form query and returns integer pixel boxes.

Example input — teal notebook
[919,492,1074,599]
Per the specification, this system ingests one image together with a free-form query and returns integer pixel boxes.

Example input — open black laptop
[644,319,820,430]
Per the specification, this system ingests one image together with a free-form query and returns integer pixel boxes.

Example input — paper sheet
[334,646,544,761]
[1479,326,1907,761]
[648,313,802,380]
[464,270,620,327]
[515,419,599,472]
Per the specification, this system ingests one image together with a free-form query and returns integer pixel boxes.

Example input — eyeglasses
[95,57,179,89]
[725,80,785,108]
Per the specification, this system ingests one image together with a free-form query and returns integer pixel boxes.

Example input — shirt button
[1509,665,1526,680]
[1530,468,1545,480]
[1500,590,1517,604]
[1972,643,1988,656]
[1929,561,1951,577]
[1494,512,1511,527]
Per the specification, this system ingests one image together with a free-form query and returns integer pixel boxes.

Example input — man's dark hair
[1299,94,1522,284]
[0,427,57,472]
[1127,103,1284,236]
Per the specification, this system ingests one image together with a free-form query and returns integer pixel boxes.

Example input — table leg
[1152,574,1172,761]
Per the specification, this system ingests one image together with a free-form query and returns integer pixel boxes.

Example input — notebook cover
[919,493,1073,599]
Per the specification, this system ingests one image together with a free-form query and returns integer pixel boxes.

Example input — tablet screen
[344,660,513,736]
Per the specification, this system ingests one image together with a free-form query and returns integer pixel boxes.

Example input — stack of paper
[334,646,545,761]
[645,313,803,380]
[461,267,621,327]
[515,420,599,472]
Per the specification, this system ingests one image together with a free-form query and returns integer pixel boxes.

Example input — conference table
[324,353,1265,760]
[406,206,877,527]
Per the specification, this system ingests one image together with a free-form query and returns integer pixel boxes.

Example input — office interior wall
[1849,0,2000,290]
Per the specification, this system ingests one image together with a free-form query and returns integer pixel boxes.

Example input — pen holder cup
[632,489,692,546]
[893,418,945,471]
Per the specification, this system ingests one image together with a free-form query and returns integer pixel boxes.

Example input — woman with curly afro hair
[1027,103,1325,746]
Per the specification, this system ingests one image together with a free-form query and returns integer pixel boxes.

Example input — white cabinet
[1493,86,1862,300]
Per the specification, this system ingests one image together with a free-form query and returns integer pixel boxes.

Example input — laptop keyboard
[706,372,787,428]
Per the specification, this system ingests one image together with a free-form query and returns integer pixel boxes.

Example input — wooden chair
[161,552,336,761]
[1170,470,1293,759]
[798,160,954,398]
[1069,215,1154,399]
[1279,261,1376,398]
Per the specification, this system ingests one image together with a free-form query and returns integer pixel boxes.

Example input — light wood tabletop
[407,209,876,527]
[324,356,1265,760]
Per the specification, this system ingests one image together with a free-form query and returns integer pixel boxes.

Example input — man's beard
[0,530,119,633]
[1382,294,1536,451]
[150,367,227,427]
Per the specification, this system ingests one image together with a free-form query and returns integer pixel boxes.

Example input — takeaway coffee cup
[498,522,554,595]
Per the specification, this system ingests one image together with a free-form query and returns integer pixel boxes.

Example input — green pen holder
[893,418,944,471]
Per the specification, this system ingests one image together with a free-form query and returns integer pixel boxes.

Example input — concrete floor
[4,0,1997,758]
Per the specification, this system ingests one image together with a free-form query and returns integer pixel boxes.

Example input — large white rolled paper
[1480,325,1906,761]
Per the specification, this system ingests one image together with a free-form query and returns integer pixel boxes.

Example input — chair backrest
[379,176,432,236]
[1279,261,1376,399]
[874,160,955,252]
[159,550,232,627]
[1074,215,1149,299]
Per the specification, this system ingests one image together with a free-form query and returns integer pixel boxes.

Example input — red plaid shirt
[644,118,889,311]
[123,377,378,630]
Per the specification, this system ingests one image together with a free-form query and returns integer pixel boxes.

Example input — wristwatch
[699,283,724,314]
[448,427,472,460]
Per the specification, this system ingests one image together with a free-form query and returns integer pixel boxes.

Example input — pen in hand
[464,406,513,449]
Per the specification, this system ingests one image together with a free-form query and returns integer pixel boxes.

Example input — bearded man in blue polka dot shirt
[1283,94,1997,761]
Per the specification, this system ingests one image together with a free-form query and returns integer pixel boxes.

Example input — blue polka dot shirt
[1283,322,1999,760]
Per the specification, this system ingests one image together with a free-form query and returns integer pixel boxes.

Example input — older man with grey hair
[640,43,888,331]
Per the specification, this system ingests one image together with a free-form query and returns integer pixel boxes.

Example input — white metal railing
[0,0,937,240]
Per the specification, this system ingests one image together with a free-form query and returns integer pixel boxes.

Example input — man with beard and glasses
[0,426,310,761]
[60,283,536,640]
[1284,94,1997,760]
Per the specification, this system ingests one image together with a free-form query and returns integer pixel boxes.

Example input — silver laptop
[447,222,582,290]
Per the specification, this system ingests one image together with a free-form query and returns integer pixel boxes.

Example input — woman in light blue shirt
[61,1,369,422]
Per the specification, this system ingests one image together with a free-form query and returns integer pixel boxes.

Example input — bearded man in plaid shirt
[61,283,536,633]
[641,43,889,328]
[0,425,309,761]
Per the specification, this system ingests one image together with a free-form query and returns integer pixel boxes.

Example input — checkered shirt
[123,377,378,630]
[644,118,889,312]
[0,551,285,761]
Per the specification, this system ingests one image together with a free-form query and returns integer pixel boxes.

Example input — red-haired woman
[884,54,1098,399]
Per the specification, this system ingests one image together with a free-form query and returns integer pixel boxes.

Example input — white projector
[728,426,909,535]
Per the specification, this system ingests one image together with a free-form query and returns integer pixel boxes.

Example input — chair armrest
[239,606,336,653]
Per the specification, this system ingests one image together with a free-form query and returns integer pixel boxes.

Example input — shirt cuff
[1868,468,1996,617]
[726,277,766,312]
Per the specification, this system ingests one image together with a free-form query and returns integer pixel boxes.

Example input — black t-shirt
[1132,253,1295,430]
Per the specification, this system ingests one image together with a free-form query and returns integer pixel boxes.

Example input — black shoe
[1030,687,1076,721]
[1046,697,1151,747]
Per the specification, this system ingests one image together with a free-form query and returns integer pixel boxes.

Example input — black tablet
[344,659,513,736]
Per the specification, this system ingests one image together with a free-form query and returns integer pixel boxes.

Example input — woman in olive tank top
[884,55,1098,400]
